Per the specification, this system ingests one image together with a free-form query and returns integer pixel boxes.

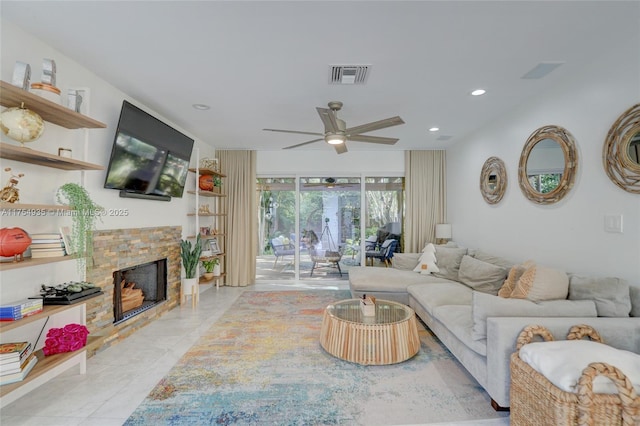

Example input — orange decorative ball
[0,227,32,258]
[199,175,214,191]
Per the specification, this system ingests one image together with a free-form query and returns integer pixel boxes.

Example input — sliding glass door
[256,175,403,281]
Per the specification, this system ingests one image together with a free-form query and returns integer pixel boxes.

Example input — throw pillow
[499,265,524,298]
[472,249,515,271]
[432,246,467,281]
[568,275,631,317]
[630,286,640,317]
[457,255,508,295]
[498,261,534,298]
[471,292,597,340]
[519,340,640,394]
[413,251,439,275]
[510,263,569,302]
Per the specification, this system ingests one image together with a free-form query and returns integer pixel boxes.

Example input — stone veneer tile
[85,226,182,355]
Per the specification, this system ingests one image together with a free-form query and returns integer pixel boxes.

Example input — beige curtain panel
[216,150,257,287]
[404,150,447,253]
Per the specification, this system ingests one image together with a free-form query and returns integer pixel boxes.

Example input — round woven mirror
[603,104,640,194]
[518,125,578,205]
[480,157,507,204]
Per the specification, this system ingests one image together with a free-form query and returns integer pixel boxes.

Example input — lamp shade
[435,223,452,239]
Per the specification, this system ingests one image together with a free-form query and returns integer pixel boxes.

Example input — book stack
[0,342,37,386]
[29,232,66,258]
[0,298,44,321]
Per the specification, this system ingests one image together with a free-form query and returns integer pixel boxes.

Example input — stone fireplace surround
[85,226,182,354]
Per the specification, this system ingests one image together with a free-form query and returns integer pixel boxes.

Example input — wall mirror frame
[480,156,507,204]
[603,103,640,194]
[518,125,578,205]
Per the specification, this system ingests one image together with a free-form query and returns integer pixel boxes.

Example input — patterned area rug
[125,290,508,425]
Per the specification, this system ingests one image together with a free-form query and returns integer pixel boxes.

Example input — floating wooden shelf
[188,167,226,178]
[187,234,226,239]
[0,335,100,399]
[199,273,226,284]
[199,253,226,261]
[0,143,104,170]
[187,190,226,198]
[0,255,74,272]
[0,304,81,332]
[0,81,106,129]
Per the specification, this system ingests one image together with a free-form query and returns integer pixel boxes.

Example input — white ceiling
[3,1,639,154]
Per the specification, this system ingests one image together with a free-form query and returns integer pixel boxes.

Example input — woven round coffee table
[320,299,420,365]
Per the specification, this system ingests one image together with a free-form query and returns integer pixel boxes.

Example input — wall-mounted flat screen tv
[104,101,194,199]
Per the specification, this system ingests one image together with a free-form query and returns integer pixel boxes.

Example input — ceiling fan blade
[263,128,323,136]
[283,138,324,150]
[333,143,348,154]
[345,116,405,136]
[316,107,340,133]
[347,135,399,145]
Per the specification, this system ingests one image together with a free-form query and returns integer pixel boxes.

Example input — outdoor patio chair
[271,237,295,268]
[365,238,397,267]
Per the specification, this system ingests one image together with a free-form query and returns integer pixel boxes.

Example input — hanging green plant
[56,183,103,272]
[180,235,203,279]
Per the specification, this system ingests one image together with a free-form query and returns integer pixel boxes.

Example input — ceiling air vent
[437,135,453,141]
[329,65,370,85]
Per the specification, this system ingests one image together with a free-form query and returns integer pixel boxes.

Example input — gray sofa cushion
[457,255,508,295]
[392,253,420,271]
[432,305,487,356]
[568,275,631,317]
[433,246,467,281]
[471,292,598,341]
[471,249,515,270]
[407,282,472,316]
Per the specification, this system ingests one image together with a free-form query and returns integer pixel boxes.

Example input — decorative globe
[0,107,45,144]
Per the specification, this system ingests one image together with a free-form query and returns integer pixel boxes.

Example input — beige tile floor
[1,281,509,426]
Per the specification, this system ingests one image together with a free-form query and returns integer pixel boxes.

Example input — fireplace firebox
[113,258,167,324]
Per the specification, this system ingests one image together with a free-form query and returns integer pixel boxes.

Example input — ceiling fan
[263,101,404,154]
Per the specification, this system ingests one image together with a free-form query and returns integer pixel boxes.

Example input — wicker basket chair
[510,324,640,426]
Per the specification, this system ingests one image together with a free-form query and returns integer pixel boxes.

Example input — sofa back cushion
[510,263,569,302]
[457,255,508,295]
[471,292,597,340]
[433,246,467,281]
[568,275,631,317]
[471,249,515,271]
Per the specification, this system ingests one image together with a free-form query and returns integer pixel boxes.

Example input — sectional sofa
[348,245,640,408]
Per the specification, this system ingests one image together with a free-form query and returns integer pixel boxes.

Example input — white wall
[0,21,214,301]
[447,37,640,284]
[258,150,404,176]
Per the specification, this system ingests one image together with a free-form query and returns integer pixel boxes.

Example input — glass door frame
[257,172,403,282]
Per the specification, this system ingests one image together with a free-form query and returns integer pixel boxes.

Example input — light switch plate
[604,214,623,233]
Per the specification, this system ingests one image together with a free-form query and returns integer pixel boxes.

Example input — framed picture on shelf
[209,238,220,254]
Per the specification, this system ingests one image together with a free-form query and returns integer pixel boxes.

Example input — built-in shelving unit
[187,164,227,288]
[0,80,105,405]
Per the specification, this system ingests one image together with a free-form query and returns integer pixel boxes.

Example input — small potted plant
[202,257,220,280]
[180,235,202,299]
[56,183,103,272]
[212,176,222,193]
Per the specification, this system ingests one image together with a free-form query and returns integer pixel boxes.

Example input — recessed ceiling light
[192,103,210,110]
[429,127,439,132]
[471,89,486,96]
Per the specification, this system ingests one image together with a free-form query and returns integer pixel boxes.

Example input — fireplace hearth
[113,258,167,324]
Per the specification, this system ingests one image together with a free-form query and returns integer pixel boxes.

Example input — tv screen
[104,101,194,199]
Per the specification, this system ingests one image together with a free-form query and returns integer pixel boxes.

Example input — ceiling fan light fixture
[326,134,345,145]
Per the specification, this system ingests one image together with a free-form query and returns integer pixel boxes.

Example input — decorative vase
[203,272,214,280]
[213,263,221,277]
